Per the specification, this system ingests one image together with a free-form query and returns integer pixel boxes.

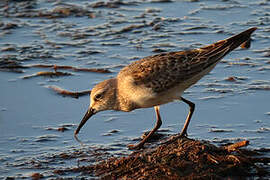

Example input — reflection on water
[0,0,269,178]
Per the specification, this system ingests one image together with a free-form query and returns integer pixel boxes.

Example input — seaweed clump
[64,136,270,179]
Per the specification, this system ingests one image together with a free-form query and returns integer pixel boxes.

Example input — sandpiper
[74,27,257,149]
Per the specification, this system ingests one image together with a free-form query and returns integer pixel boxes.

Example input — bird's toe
[127,144,144,150]
[179,131,188,137]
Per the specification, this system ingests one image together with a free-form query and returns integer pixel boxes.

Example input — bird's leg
[179,97,195,137]
[128,106,162,150]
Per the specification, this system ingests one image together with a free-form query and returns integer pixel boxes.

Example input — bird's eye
[94,93,102,101]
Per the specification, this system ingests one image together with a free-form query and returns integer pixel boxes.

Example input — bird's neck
[114,79,137,112]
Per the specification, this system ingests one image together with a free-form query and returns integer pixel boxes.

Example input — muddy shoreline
[49,135,270,179]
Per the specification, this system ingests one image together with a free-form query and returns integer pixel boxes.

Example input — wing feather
[118,27,256,93]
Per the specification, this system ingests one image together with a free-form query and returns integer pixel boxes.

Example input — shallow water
[0,0,270,178]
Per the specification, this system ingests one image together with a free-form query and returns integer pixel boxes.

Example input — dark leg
[128,106,162,150]
[180,97,195,137]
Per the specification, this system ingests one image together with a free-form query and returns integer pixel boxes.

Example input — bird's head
[74,78,117,136]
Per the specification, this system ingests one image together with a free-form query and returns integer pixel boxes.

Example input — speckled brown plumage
[75,27,257,150]
[118,28,253,94]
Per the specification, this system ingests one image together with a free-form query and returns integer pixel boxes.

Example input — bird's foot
[127,143,144,150]
[141,131,164,142]
[164,132,188,145]
[179,131,188,138]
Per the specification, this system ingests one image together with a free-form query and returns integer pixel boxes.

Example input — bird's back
[118,27,256,95]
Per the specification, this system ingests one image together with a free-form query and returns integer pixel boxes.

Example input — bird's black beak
[74,108,96,136]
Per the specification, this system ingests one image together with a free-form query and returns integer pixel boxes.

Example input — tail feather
[224,27,257,52]
[200,27,257,65]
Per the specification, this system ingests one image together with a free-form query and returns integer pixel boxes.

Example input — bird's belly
[125,62,218,109]
[137,62,219,108]
[131,87,183,108]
